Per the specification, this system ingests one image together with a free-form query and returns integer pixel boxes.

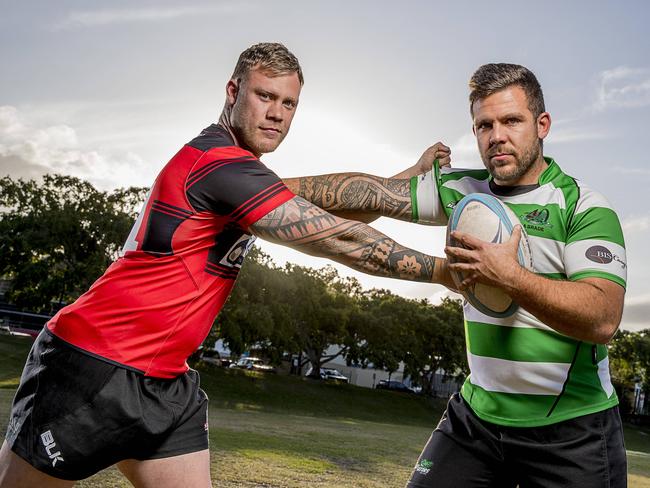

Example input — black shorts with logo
[5,328,209,481]
[406,393,627,488]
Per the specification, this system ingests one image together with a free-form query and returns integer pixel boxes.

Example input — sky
[1,0,649,331]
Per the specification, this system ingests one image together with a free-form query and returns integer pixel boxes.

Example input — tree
[0,174,146,313]
[609,329,650,413]
[283,264,358,377]
[346,289,412,380]
[402,297,467,395]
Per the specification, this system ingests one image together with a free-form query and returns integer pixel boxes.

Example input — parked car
[305,367,349,383]
[229,357,276,373]
[375,380,415,393]
[199,349,222,367]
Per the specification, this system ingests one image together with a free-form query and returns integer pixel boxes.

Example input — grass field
[1,333,649,487]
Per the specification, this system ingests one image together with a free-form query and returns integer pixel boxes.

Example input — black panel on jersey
[490,180,540,196]
[187,124,235,152]
[186,159,285,216]
[142,201,192,255]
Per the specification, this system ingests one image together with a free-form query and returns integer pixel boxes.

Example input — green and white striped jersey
[410,157,627,427]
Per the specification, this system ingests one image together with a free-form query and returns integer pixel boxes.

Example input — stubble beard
[231,112,285,157]
[484,140,541,183]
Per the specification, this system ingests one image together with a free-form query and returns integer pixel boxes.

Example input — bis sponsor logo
[585,245,626,268]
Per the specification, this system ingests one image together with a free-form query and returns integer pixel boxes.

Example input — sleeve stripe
[237,189,295,229]
[410,177,419,222]
[231,182,287,221]
[150,206,190,221]
[186,156,255,189]
[152,200,193,218]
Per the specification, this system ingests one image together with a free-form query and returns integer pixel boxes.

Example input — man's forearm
[251,196,451,286]
[283,173,414,221]
[502,268,624,344]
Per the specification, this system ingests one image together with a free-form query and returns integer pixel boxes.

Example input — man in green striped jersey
[284,63,627,487]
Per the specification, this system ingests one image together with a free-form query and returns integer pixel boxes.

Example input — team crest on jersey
[521,208,553,231]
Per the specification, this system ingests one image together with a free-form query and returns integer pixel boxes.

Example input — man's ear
[537,112,551,140]
[226,79,240,106]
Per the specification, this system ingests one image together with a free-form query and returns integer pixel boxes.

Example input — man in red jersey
[0,43,451,487]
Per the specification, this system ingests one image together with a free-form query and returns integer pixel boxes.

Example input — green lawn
[1,333,649,487]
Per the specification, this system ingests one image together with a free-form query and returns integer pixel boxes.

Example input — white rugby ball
[446,193,534,318]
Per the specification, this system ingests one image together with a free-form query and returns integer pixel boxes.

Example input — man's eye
[259,93,271,101]
[283,101,296,109]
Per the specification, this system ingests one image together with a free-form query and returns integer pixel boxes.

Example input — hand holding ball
[446,193,534,318]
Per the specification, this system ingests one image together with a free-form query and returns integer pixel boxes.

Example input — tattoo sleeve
[250,196,437,283]
[284,173,413,221]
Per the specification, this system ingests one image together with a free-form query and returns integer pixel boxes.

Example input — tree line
[0,175,648,401]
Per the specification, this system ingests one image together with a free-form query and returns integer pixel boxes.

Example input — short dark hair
[469,63,545,118]
[231,42,304,85]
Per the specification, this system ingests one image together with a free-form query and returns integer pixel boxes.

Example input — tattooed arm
[283,173,414,222]
[282,142,450,222]
[250,196,454,287]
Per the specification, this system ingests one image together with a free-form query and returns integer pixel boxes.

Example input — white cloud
[546,127,607,144]
[56,5,247,29]
[0,105,150,190]
[594,66,650,111]
[449,132,482,168]
[611,166,650,177]
[622,215,650,234]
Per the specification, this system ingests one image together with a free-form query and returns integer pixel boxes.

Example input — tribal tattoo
[251,197,435,282]
[290,173,413,221]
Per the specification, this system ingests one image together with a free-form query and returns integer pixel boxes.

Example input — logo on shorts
[585,245,627,268]
[40,430,64,467]
[415,458,433,475]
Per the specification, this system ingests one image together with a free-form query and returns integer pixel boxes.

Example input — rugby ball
[446,193,533,318]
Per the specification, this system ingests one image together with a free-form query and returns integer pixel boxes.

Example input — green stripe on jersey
[466,322,579,363]
[570,270,626,288]
[410,177,419,222]
[568,207,625,247]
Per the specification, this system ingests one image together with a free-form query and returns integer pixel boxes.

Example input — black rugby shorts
[5,328,209,481]
[406,393,627,488]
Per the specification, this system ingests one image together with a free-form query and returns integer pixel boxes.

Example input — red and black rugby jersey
[48,124,294,378]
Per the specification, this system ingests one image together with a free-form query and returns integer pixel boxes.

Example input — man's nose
[490,123,507,145]
[266,101,283,122]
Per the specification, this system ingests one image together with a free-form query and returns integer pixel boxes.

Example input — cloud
[621,294,650,332]
[0,105,149,190]
[611,166,650,178]
[546,127,607,144]
[449,132,482,168]
[622,216,650,234]
[594,66,650,111]
[55,5,246,29]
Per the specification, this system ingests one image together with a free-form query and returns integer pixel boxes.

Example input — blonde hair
[231,42,303,85]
